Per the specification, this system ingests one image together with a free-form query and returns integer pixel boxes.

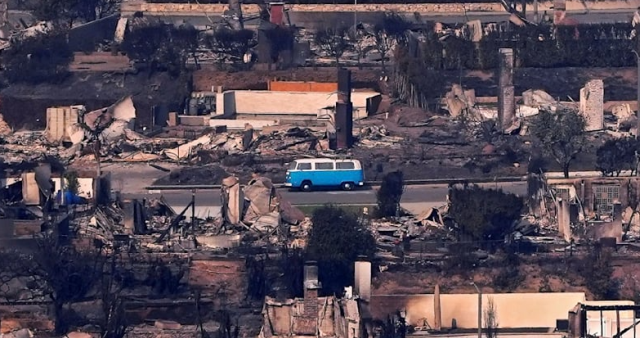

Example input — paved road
[123,181,528,208]
[143,9,634,29]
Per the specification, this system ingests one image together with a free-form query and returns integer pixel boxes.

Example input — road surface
[123,181,528,215]
[142,9,635,29]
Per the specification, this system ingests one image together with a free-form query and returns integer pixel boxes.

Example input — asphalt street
[123,181,528,208]
[143,9,635,29]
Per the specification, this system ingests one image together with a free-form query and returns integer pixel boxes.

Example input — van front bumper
[284,182,292,187]
[358,182,364,186]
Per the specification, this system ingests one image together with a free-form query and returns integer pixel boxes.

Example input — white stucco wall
[374,292,586,329]
[51,177,94,198]
[220,90,380,117]
[585,300,638,338]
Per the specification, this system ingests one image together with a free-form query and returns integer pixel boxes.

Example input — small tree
[100,251,132,338]
[492,249,523,292]
[376,171,404,218]
[0,234,102,334]
[348,27,369,68]
[314,26,351,68]
[63,170,80,195]
[122,22,166,75]
[379,314,407,338]
[530,109,586,178]
[447,185,524,243]
[31,0,120,28]
[172,24,201,69]
[596,137,639,177]
[580,246,620,300]
[305,205,376,295]
[263,26,295,67]
[206,28,256,67]
[245,255,268,301]
[381,12,411,45]
[122,23,196,77]
[280,247,304,298]
[372,24,394,71]
[143,258,187,296]
[484,297,499,338]
[2,32,73,84]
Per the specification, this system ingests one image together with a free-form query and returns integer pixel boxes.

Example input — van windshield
[288,161,297,170]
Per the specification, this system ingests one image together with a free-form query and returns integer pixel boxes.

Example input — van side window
[315,162,334,170]
[297,163,312,170]
[336,162,355,170]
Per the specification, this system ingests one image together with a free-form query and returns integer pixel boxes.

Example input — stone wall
[123,0,640,15]
[579,79,604,132]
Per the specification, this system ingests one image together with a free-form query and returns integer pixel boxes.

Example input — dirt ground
[192,65,383,92]
[153,109,606,186]
[372,253,640,301]
[0,71,191,129]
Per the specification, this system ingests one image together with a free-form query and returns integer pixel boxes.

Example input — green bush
[395,23,635,73]
[306,204,376,295]
[447,184,524,242]
[2,32,73,85]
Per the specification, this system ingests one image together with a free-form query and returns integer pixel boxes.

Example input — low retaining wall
[124,0,640,15]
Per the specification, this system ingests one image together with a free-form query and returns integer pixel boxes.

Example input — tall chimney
[354,259,372,302]
[303,262,321,317]
[498,48,515,133]
[334,68,353,150]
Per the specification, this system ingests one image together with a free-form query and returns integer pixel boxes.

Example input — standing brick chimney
[304,261,321,324]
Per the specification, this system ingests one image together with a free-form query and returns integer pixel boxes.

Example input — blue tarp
[55,191,85,205]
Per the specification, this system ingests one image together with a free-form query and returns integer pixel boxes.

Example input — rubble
[0,114,12,136]
[611,103,636,130]
[0,329,33,338]
[370,206,448,253]
[444,84,476,118]
[356,125,403,149]
[1,92,403,180]
[522,89,556,111]
[220,175,305,236]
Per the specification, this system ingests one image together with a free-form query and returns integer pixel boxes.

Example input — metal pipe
[191,189,196,228]
[354,0,357,30]
[617,309,621,337]
[472,282,482,338]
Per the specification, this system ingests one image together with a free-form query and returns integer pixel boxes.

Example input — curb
[144,171,614,191]
[145,176,529,190]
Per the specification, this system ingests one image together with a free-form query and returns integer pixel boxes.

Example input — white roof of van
[294,158,359,163]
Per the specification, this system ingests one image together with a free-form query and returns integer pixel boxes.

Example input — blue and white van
[284,158,365,192]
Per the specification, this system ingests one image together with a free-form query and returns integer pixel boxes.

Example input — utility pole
[354,0,357,30]
[472,282,482,338]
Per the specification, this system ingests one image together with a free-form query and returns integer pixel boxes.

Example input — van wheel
[341,182,354,191]
[301,181,312,192]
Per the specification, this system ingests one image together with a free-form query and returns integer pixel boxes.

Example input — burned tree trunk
[393,66,430,111]
[228,0,244,30]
